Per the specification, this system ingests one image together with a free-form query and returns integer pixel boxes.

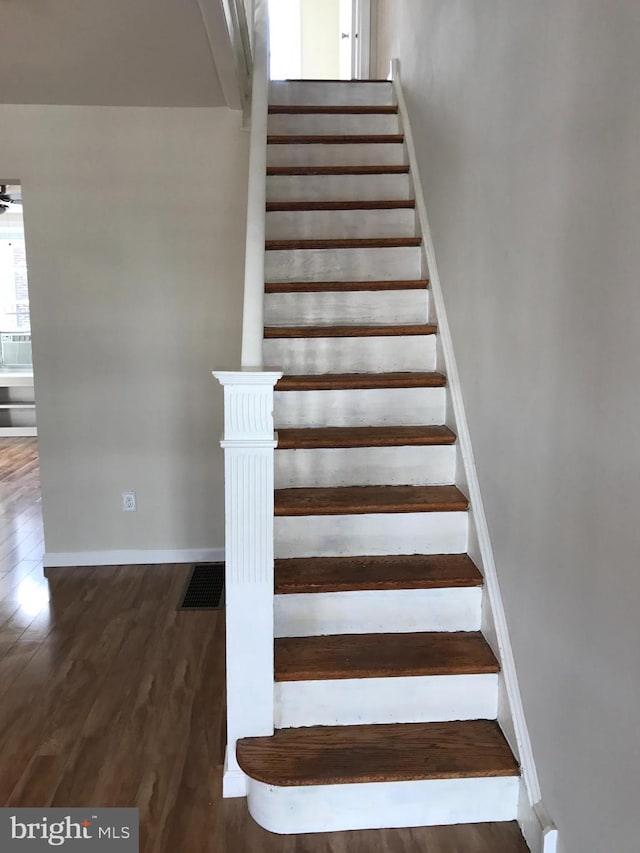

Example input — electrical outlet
[122,491,137,512]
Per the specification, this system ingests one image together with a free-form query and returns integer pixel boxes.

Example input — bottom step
[237,721,520,834]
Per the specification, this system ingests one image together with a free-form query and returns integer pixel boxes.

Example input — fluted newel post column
[213,369,283,798]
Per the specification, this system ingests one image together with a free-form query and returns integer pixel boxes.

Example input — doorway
[268,0,371,80]
[0,183,36,437]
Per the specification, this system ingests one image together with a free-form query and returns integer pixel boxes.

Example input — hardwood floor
[0,438,528,852]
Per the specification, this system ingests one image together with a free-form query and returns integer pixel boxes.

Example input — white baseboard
[518,783,544,853]
[518,785,560,853]
[223,747,248,798]
[43,547,225,568]
[542,827,559,853]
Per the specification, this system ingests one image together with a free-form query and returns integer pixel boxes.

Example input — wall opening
[0,183,37,436]
[269,0,368,80]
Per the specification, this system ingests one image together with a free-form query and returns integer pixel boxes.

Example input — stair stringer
[391,59,557,853]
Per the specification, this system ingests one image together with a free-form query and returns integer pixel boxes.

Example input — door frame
[354,0,371,79]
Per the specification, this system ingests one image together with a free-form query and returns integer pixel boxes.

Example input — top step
[269,80,395,107]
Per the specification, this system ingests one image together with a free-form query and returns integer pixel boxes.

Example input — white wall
[377,3,640,852]
[0,105,249,558]
[300,0,340,79]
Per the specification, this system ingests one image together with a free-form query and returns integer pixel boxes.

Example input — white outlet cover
[122,492,136,512]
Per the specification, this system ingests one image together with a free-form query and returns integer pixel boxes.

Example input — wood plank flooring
[267,105,399,114]
[274,554,484,594]
[265,277,428,293]
[265,237,421,249]
[266,166,411,176]
[265,200,416,212]
[274,632,500,681]
[274,484,469,516]
[266,134,406,145]
[276,371,447,391]
[265,323,436,338]
[277,425,457,449]
[237,721,520,786]
[0,438,528,852]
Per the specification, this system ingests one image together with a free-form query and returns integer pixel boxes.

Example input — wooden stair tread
[236,720,520,786]
[275,554,483,594]
[277,78,392,83]
[265,324,436,339]
[267,165,409,176]
[265,237,421,250]
[266,200,415,211]
[275,632,499,681]
[268,104,398,114]
[277,425,456,449]
[276,371,447,391]
[267,134,405,144]
[265,278,428,293]
[274,485,468,516]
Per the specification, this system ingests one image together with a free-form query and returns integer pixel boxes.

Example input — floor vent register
[179,563,225,610]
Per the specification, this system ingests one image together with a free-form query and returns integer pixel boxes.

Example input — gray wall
[377,3,640,852]
[0,0,225,106]
[0,105,249,558]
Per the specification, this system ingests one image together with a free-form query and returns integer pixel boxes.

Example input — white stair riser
[268,113,400,135]
[265,246,421,282]
[274,587,481,636]
[264,335,436,375]
[267,173,411,202]
[275,673,498,728]
[275,445,455,488]
[269,81,395,106]
[246,776,520,834]
[266,208,416,240]
[274,387,447,428]
[267,142,406,168]
[274,511,468,558]
[265,289,427,326]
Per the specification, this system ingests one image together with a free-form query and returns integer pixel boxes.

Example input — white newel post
[212,369,283,798]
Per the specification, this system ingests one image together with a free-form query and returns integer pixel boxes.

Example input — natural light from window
[0,184,32,369]
[268,0,301,79]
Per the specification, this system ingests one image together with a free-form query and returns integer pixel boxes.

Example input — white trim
[350,0,358,79]
[391,59,554,847]
[240,0,269,367]
[212,369,282,386]
[368,0,379,79]
[246,774,520,834]
[223,746,248,798]
[0,370,34,386]
[518,783,545,853]
[43,548,224,568]
[275,672,498,728]
[274,586,481,636]
[0,426,37,436]
[543,828,559,853]
[518,788,560,853]
[224,0,253,106]
[355,0,371,79]
[213,369,280,789]
[196,0,245,110]
[275,510,467,559]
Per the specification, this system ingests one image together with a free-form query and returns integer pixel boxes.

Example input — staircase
[231,79,523,835]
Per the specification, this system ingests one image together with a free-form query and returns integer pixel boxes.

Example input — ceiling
[0,0,226,107]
